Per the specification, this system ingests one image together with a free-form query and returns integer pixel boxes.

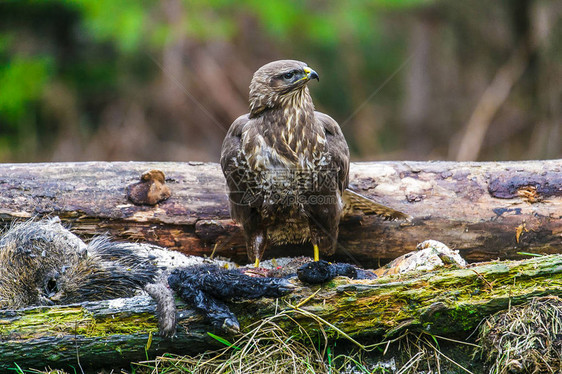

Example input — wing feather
[315,111,349,194]
[220,113,249,177]
[220,114,253,222]
[343,189,412,221]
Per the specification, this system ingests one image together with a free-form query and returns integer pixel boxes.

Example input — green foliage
[243,0,430,45]
[65,0,149,53]
[0,54,53,123]
[207,331,241,350]
[0,0,455,162]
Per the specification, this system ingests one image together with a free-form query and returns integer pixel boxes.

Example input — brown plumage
[221,60,410,266]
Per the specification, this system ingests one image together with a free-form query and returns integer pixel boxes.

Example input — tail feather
[343,189,412,221]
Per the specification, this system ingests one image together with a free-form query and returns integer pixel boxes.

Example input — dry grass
[155,330,323,372]
[134,307,475,374]
[15,302,481,374]
[135,309,332,374]
[478,296,562,374]
[23,296,562,374]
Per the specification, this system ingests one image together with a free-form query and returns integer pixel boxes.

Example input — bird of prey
[221,60,410,267]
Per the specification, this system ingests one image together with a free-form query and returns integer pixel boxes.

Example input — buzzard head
[249,60,319,118]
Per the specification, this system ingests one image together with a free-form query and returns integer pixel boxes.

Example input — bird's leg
[249,232,267,268]
[313,244,320,262]
[309,224,337,261]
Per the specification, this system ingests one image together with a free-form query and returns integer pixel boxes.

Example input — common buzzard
[221,60,410,266]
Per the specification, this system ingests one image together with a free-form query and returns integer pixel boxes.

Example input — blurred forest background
[0,0,560,163]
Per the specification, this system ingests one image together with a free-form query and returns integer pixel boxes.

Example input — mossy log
[2,254,562,371]
[0,160,561,267]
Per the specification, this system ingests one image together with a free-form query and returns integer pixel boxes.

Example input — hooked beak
[303,67,319,81]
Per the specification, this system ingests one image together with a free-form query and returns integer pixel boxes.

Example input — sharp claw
[223,318,240,333]
[277,280,297,293]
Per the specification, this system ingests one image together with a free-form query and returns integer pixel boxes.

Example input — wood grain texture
[0,160,560,267]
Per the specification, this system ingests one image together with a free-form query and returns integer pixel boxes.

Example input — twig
[455,44,529,161]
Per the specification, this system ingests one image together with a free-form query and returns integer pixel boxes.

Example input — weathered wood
[0,296,210,371]
[2,254,562,371]
[0,161,560,266]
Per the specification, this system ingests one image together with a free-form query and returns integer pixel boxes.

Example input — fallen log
[2,253,562,371]
[0,160,560,266]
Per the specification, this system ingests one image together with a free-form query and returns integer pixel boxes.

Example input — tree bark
[0,160,560,267]
[2,254,562,371]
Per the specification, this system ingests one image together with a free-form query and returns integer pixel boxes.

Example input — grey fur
[0,218,157,308]
[145,278,177,338]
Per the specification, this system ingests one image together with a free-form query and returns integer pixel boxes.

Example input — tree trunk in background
[0,160,560,267]
[528,0,562,159]
[403,14,433,158]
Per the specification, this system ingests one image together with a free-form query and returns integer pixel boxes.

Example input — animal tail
[343,189,412,221]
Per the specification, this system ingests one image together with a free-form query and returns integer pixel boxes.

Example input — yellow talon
[254,258,260,268]
[313,244,320,262]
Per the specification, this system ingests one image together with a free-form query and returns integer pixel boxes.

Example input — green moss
[0,306,158,340]
[277,255,562,339]
[47,353,62,362]
[93,314,158,336]
[0,306,86,339]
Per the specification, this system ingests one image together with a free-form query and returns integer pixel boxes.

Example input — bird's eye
[283,72,294,80]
